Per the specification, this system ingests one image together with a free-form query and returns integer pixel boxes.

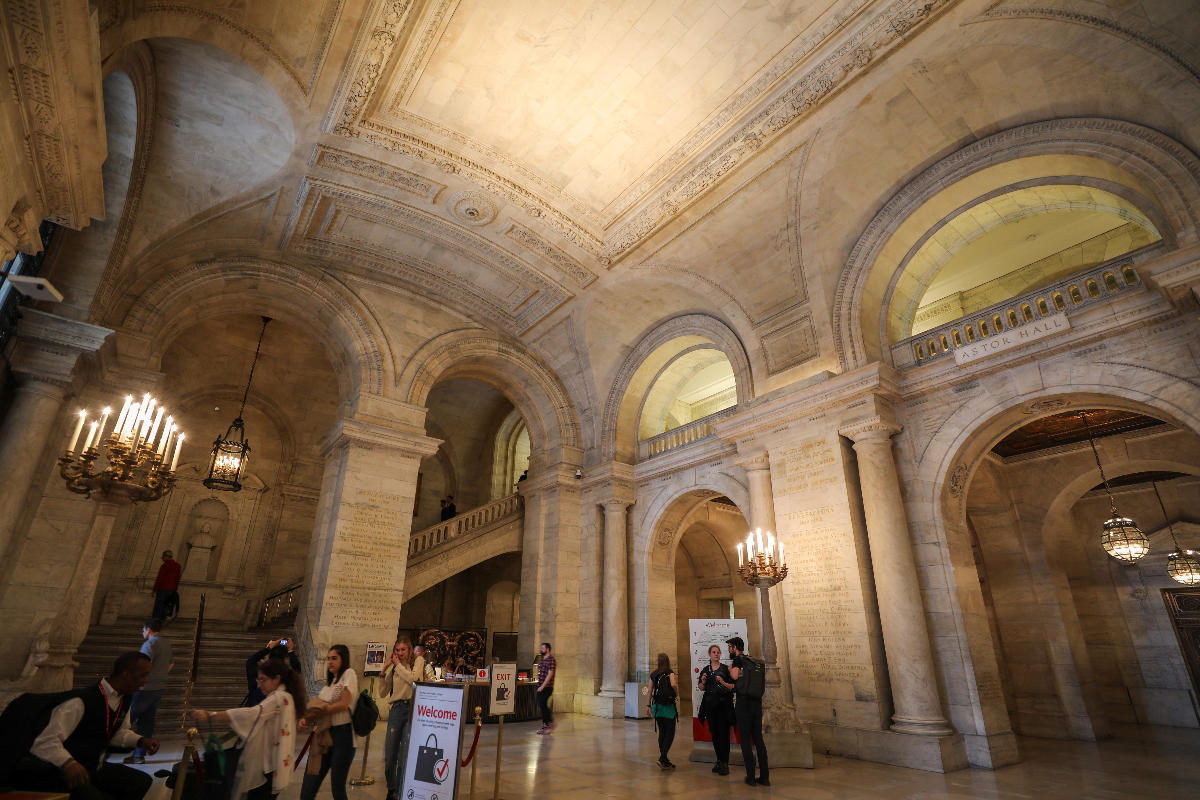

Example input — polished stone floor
[140,716,1199,799]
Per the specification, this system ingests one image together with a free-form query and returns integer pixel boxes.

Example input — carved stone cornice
[839,415,903,444]
[716,361,901,443]
[733,449,772,473]
[319,417,440,461]
[582,461,636,506]
[6,309,113,386]
[517,461,584,495]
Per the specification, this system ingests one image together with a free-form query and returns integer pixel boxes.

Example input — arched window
[637,346,736,441]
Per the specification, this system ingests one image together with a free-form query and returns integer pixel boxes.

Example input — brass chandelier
[1153,481,1200,586]
[737,528,788,589]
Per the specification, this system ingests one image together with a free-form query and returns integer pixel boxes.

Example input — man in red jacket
[151,551,180,621]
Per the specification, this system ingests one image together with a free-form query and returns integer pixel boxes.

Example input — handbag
[350,689,379,736]
[202,709,257,800]
[413,733,447,785]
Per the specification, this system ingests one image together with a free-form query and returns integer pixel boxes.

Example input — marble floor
[138,716,1199,799]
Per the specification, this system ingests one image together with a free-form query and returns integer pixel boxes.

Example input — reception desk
[449,680,540,723]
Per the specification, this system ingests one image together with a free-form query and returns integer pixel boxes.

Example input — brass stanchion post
[470,706,482,800]
[350,677,376,786]
[171,727,198,800]
[492,713,504,800]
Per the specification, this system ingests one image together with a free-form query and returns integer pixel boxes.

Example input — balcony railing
[637,406,736,460]
[408,493,524,557]
[892,260,1143,368]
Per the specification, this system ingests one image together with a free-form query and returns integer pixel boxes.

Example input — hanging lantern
[1099,515,1149,563]
[1167,550,1200,586]
[203,316,270,492]
[1079,411,1148,563]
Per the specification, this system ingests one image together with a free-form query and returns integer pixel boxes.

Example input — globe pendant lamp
[203,316,270,492]
[1153,481,1200,585]
[1079,411,1148,563]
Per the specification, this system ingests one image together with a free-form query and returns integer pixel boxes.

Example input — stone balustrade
[892,260,1143,367]
[408,492,524,556]
[637,406,737,459]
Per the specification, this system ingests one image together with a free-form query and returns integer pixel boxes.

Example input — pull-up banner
[402,682,465,799]
[689,618,748,747]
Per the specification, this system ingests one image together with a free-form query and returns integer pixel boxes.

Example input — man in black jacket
[726,636,769,787]
[4,651,159,800]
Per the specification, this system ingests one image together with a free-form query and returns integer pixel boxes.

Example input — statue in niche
[182,499,230,583]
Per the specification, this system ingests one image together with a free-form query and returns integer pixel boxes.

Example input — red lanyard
[98,683,125,738]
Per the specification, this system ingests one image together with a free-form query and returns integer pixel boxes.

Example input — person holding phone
[243,637,302,707]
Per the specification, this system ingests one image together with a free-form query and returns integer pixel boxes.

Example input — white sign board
[688,618,748,744]
[953,313,1070,365]
[401,683,465,800]
[363,642,387,677]
[490,662,516,716]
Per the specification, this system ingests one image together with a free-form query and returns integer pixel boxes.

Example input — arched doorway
[959,405,1200,740]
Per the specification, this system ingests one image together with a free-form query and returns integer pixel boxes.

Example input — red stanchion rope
[191,751,205,787]
[295,732,314,771]
[460,722,482,767]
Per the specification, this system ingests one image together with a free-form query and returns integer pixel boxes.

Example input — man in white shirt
[9,651,160,800]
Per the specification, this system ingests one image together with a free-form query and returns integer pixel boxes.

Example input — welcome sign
[402,683,465,799]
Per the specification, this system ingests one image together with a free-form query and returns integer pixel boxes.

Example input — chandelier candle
[58,393,186,503]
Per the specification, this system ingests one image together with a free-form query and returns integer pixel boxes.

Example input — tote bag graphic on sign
[414,733,447,784]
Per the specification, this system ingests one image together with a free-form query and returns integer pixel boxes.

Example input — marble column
[739,451,781,666]
[599,499,630,697]
[842,419,954,736]
[0,309,111,563]
[31,499,122,691]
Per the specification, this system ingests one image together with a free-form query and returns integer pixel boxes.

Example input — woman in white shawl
[191,657,307,800]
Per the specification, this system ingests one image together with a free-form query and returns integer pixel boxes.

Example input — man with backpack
[0,651,160,800]
[726,636,769,787]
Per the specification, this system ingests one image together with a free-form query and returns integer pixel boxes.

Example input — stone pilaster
[0,309,110,565]
[297,413,439,675]
[840,416,954,736]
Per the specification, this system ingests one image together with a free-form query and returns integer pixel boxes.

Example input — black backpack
[652,671,677,706]
[735,655,766,699]
[351,689,379,736]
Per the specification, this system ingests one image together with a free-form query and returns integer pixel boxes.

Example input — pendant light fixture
[203,316,271,492]
[1153,481,1200,585]
[1079,410,1149,563]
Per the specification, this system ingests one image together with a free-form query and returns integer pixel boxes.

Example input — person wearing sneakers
[646,653,679,770]
[534,642,556,734]
[727,636,769,788]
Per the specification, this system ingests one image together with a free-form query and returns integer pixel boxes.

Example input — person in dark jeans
[647,653,679,770]
[535,642,556,734]
[698,644,735,775]
[727,636,769,787]
[299,645,358,800]
[124,619,172,764]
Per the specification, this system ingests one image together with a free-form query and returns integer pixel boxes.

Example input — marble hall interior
[1,1,1199,797]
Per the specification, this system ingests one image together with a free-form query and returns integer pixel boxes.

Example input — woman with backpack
[298,645,358,800]
[646,652,679,770]
[697,644,735,775]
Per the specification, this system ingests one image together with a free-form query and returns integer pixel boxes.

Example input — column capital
[602,498,631,514]
[733,448,771,472]
[320,417,441,460]
[7,309,112,387]
[839,416,902,444]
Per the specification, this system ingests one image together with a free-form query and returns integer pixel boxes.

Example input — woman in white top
[190,657,307,800]
[299,644,357,800]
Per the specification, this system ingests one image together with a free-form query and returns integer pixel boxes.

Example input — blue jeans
[130,689,163,757]
[382,700,412,794]
[300,723,354,800]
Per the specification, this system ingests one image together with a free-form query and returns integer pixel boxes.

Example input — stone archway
[600,314,754,463]
[832,117,1200,370]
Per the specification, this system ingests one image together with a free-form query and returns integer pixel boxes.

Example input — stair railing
[408,493,524,557]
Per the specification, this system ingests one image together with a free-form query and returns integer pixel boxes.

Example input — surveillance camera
[574,469,582,479]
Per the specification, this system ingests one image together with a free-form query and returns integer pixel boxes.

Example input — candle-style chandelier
[203,316,270,492]
[1152,481,1200,586]
[737,528,789,588]
[59,393,185,503]
[1080,411,1149,563]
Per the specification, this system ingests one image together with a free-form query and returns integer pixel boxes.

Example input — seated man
[4,651,160,800]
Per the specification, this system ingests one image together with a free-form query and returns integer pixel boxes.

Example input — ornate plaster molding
[326,0,956,263]
[310,144,444,203]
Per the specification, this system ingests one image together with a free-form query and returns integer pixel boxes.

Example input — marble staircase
[73,616,293,740]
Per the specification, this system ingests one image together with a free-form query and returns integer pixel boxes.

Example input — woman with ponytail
[191,657,307,800]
